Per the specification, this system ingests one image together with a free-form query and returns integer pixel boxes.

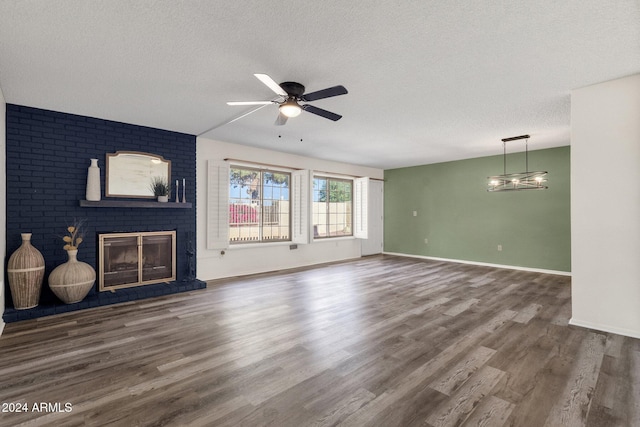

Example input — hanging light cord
[503,141,506,176]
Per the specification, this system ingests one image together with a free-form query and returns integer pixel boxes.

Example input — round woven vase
[48,249,96,304]
[7,233,45,309]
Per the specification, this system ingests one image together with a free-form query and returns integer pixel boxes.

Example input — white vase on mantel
[86,158,101,201]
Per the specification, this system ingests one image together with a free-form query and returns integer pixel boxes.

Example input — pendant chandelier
[487,134,548,192]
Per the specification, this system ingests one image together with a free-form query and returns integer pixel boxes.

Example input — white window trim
[227,240,296,249]
[292,169,312,244]
[313,236,357,242]
[229,160,294,174]
[207,160,230,250]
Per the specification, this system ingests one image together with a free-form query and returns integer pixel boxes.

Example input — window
[229,166,291,243]
[313,176,353,238]
[207,161,368,250]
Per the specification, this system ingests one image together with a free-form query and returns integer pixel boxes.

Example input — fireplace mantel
[80,200,192,208]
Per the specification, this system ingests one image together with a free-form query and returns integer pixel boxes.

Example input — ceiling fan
[227,74,348,126]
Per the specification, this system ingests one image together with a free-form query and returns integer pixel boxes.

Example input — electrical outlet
[413,211,417,217]
[497,244,502,251]
[424,238,429,244]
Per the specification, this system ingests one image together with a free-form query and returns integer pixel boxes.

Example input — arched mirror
[106,151,171,198]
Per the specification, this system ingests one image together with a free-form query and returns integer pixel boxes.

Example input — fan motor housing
[279,82,305,97]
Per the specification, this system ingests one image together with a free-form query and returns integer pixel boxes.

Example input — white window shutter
[354,177,369,239]
[292,169,311,244]
[207,160,230,250]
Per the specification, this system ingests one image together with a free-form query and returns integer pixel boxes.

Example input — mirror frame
[106,151,171,198]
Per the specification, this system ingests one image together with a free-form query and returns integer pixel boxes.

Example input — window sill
[226,236,357,250]
[229,241,294,250]
[313,236,356,243]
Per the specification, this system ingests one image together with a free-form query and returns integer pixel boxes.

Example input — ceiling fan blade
[275,112,288,126]
[301,104,342,121]
[227,101,273,106]
[301,85,348,102]
[254,74,288,97]
[198,104,272,136]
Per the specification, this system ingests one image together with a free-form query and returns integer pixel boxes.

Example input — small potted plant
[150,177,170,202]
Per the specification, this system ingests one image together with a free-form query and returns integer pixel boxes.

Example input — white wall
[1,87,6,336]
[570,73,640,338]
[197,138,384,280]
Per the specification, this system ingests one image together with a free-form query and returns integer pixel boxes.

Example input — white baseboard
[382,252,572,276]
[0,321,4,337]
[569,318,640,340]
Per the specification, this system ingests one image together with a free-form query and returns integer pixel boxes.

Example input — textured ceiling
[1,1,639,169]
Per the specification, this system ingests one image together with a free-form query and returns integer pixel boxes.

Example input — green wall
[384,146,571,272]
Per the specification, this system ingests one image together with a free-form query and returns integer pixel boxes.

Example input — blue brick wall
[3,104,204,321]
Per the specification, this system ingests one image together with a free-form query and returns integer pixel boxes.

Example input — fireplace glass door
[99,231,176,291]
[142,234,174,282]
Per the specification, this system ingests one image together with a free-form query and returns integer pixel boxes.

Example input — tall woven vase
[49,249,96,304]
[7,233,45,309]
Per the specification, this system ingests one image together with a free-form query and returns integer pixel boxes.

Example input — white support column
[570,74,640,338]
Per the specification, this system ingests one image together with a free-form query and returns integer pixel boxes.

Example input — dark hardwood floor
[0,255,638,426]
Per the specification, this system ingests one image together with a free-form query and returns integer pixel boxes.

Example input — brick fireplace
[3,105,206,322]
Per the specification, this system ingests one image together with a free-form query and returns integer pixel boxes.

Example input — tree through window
[313,177,353,238]
[229,166,291,243]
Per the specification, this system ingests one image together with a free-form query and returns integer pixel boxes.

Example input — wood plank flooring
[0,255,638,426]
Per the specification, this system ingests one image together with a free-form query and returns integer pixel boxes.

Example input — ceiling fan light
[279,100,302,118]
